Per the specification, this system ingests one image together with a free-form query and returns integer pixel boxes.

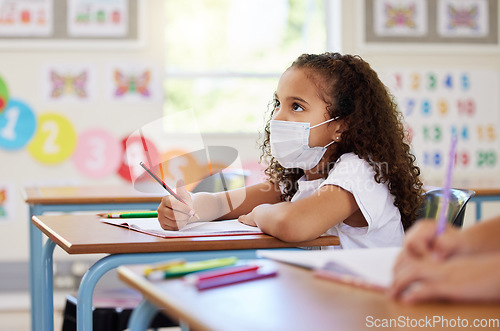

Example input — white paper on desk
[102,218,263,238]
[257,247,401,289]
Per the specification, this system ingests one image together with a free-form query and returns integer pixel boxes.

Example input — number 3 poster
[384,69,499,182]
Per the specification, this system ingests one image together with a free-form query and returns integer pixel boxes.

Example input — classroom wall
[340,0,500,223]
[0,0,264,271]
[0,0,168,263]
[0,0,498,273]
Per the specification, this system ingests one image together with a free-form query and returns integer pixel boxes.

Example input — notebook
[257,246,401,291]
[102,218,263,238]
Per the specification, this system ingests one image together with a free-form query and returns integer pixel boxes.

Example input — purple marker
[436,135,458,236]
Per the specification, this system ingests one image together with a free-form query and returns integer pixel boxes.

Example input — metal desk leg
[41,239,56,331]
[76,250,259,331]
[76,253,181,331]
[127,299,159,331]
[29,205,43,331]
[127,300,191,331]
[29,202,159,331]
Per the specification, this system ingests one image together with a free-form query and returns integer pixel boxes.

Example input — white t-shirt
[291,152,403,249]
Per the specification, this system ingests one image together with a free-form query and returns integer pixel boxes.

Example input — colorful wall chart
[0,182,16,222]
[0,0,53,37]
[0,74,9,112]
[384,68,500,180]
[67,0,128,37]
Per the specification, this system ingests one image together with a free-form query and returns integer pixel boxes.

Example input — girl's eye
[273,99,281,110]
[292,103,305,112]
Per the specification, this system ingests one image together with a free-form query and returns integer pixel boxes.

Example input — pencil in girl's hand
[435,135,458,236]
[139,161,200,221]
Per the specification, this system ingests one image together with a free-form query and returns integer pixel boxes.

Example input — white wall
[0,0,166,262]
[340,0,500,226]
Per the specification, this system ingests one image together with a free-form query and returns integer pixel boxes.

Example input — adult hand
[390,252,500,303]
[157,179,196,230]
[393,220,466,278]
[404,220,464,259]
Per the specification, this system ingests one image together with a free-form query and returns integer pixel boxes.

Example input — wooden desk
[32,214,339,331]
[23,185,163,331]
[23,185,164,205]
[118,260,500,331]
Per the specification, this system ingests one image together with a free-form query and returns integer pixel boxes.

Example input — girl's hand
[237,211,258,227]
[157,179,196,231]
[390,253,500,303]
[238,204,273,227]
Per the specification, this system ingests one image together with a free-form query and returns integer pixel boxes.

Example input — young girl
[157,52,423,249]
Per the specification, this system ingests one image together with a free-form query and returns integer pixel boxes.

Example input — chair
[416,188,475,227]
[62,292,177,331]
[192,169,248,193]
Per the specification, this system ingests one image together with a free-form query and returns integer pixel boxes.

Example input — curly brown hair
[259,52,424,231]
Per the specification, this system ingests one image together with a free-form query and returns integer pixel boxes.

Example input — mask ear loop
[322,140,336,149]
[310,116,340,129]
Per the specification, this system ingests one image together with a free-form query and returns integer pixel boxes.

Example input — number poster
[384,69,499,182]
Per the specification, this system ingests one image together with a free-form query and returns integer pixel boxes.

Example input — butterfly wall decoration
[114,69,151,97]
[50,70,88,99]
[384,4,417,29]
[447,4,479,30]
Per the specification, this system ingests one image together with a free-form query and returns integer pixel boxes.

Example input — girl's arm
[195,180,283,221]
[239,184,360,242]
[158,180,282,230]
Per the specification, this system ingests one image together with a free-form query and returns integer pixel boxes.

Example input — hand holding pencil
[157,178,201,230]
[139,161,201,230]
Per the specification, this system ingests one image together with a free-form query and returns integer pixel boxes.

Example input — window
[164,0,340,133]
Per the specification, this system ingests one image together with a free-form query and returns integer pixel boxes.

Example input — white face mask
[270,117,338,170]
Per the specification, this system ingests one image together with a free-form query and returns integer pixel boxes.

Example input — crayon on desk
[144,258,186,277]
[163,257,238,278]
[98,211,159,218]
[195,268,278,291]
[184,264,260,284]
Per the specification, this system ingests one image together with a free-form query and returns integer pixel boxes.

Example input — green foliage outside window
[164,0,326,132]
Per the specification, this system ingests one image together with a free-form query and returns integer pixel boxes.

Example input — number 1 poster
[384,68,499,182]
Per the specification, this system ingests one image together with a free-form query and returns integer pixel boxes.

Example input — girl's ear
[331,119,347,142]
